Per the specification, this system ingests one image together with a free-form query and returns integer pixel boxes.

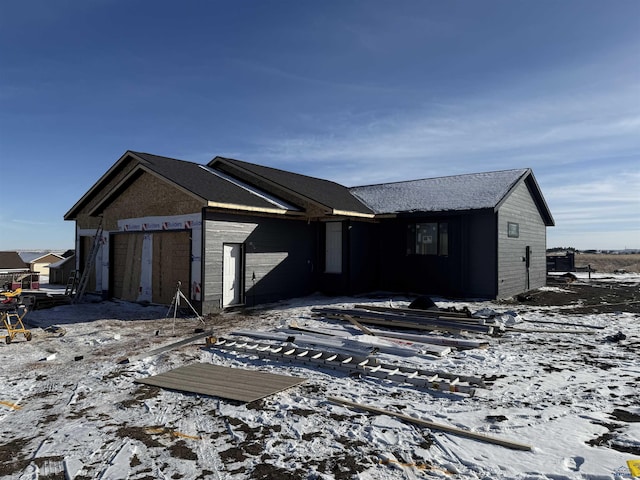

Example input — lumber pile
[312,305,504,336]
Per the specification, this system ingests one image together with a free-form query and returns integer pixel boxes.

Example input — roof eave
[206,202,304,216]
[210,156,366,215]
[88,164,207,216]
[331,209,376,219]
[64,150,144,221]
[493,169,554,226]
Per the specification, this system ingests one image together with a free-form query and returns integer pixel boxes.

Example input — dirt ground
[502,274,640,315]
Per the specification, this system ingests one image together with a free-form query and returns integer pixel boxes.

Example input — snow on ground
[1,274,639,479]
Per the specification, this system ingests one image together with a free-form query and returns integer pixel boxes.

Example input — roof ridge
[130,151,199,165]
[350,168,530,189]
[213,156,348,187]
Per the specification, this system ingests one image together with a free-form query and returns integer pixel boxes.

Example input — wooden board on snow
[135,363,306,403]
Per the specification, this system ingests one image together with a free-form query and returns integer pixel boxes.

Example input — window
[508,222,520,238]
[325,222,342,273]
[407,222,448,256]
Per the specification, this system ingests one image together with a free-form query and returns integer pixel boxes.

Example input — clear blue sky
[1,0,638,251]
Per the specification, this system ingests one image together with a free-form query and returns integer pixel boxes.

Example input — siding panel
[202,213,317,313]
[497,182,547,298]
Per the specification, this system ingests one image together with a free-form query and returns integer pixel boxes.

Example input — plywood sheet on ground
[135,363,306,403]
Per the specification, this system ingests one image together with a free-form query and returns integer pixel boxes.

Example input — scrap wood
[378,457,455,475]
[145,427,202,440]
[342,314,376,336]
[284,322,452,356]
[328,396,533,451]
[232,328,451,357]
[314,307,496,335]
[209,337,482,395]
[0,400,21,410]
[523,318,605,330]
[355,304,472,320]
[118,330,212,364]
[363,328,489,350]
[507,327,597,334]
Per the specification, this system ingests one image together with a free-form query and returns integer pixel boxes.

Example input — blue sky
[1,0,638,251]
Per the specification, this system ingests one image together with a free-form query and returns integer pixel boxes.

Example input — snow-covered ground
[1,273,638,479]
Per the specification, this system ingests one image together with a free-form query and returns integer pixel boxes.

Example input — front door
[222,243,243,307]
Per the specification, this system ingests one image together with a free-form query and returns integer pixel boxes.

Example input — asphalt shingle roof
[350,169,530,214]
[0,252,29,270]
[133,152,295,211]
[210,157,374,215]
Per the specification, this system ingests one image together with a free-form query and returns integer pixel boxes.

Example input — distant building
[0,251,37,290]
[49,254,76,284]
[20,252,64,277]
[547,251,575,272]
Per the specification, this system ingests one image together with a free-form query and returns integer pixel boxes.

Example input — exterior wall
[100,172,205,232]
[346,220,379,294]
[463,212,497,298]
[497,181,547,298]
[73,156,139,231]
[30,255,63,276]
[75,172,205,299]
[49,257,75,284]
[202,211,317,314]
[374,216,465,297]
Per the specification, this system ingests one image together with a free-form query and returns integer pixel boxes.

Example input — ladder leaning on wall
[72,217,104,304]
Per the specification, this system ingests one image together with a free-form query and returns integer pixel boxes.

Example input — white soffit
[199,165,300,211]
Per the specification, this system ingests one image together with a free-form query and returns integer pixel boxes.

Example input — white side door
[222,243,243,306]
[325,222,342,273]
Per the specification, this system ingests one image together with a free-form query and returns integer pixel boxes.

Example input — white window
[325,222,342,273]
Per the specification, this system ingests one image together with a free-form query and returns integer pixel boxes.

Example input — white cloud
[239,75,639,249]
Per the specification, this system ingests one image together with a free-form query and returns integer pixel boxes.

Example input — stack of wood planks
[312,304,504,336]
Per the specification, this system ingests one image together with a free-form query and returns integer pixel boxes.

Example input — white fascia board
[199,165,300,211]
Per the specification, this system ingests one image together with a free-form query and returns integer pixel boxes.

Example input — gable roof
[130,152,300,213]
[49,255,75,269]
[66,150,553,226]
[66,151,302,219]
[19,252,64,264]
[0,251,29,271]
[350,168,554,225]
[209,157,374,217]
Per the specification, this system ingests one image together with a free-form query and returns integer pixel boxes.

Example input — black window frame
[407,221,449,256]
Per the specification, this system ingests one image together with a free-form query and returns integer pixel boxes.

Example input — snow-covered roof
[49,255,75,269]
[19,251,64,264]
[350,168,529,214]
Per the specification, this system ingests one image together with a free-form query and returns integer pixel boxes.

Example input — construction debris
[232,328,451,357]
[206,337,483,396]
[313,306,501,335]
[135,363,306,403]
[118,330,212,364]
[328,396,533,451]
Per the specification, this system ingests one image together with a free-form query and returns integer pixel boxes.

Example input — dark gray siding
[317,220,380,295]
[347,221,379,294]
[375,216,464,297]
[497,181,547,298]
[463,211,497,298]
[202,212,317,313]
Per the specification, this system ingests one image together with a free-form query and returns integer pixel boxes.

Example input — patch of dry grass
[574,253,640,273]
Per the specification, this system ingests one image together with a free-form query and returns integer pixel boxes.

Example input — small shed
[49,255,76,285]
